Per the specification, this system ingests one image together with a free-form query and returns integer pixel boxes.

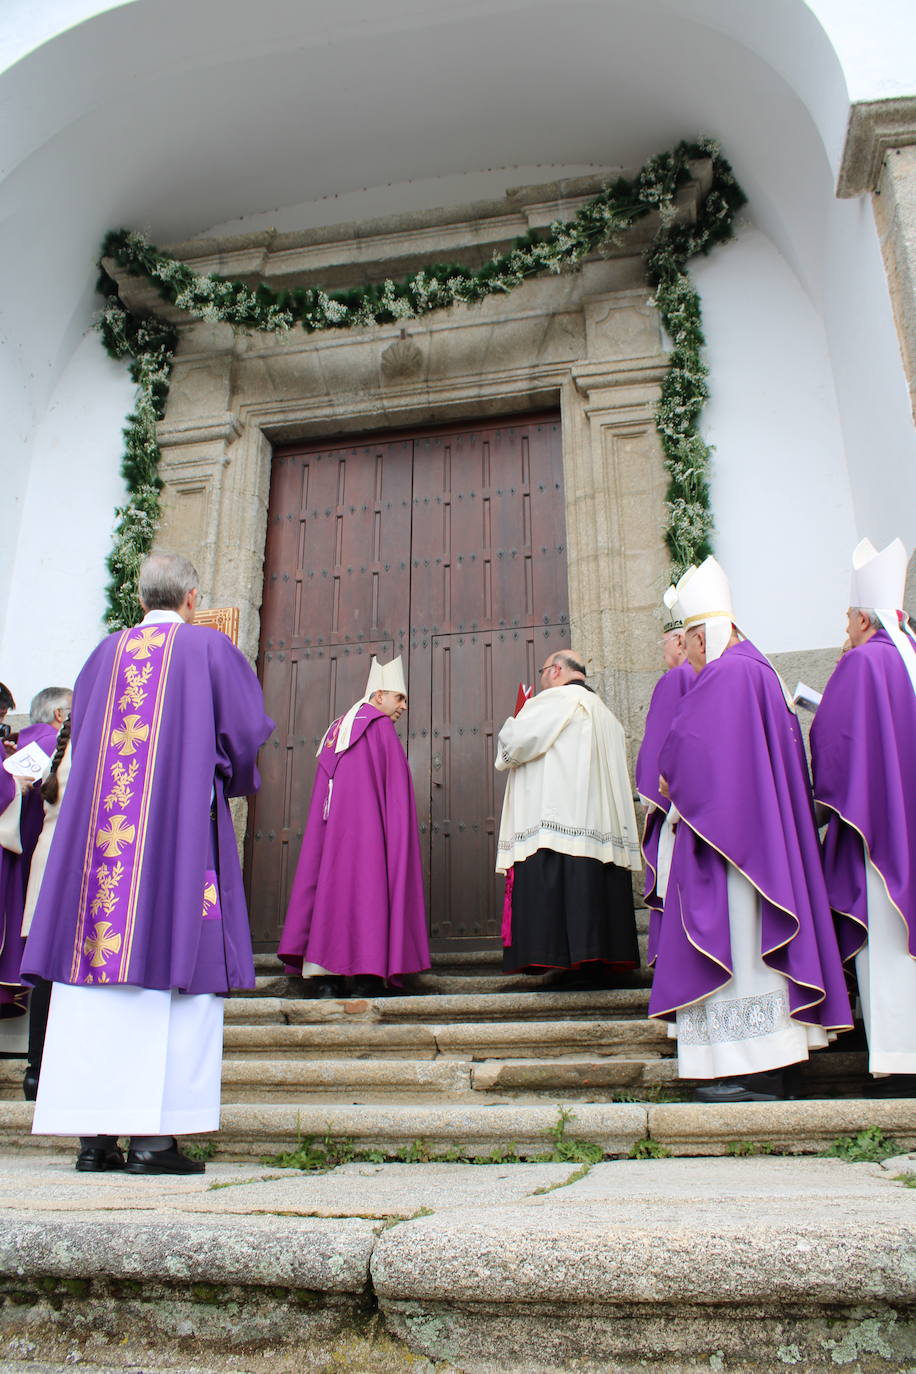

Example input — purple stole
[70,622,220,985]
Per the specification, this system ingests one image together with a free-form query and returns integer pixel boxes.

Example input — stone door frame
[140,176,695,751]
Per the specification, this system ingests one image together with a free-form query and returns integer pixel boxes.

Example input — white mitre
[849,537,908,611]
[662,584,684,634]
[329,655,407,754]
[674,556,737,663]
[849,537,916,693]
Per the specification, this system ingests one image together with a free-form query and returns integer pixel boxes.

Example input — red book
[514,683,533,716]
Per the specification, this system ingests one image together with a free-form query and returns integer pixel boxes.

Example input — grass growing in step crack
[823,1127,900,1164]
[262,1107,609,1170]
[627,1138,672,1159]
[725,1141,776,1157]
[532,1106,604,1163]
[530,1162,593,1194]
[182,1140,215,1162]
[893,1173,916,1187]
[266,1132,360,1171]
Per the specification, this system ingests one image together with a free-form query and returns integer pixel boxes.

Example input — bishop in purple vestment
[22,552,274,1174]
[649,557,851,1101]
[0,689,71,1016]
[810,536,916,1080]
[635,587,694,963]
[278,656,430,997]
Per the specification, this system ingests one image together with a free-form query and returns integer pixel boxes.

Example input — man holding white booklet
[0,688,71,1024]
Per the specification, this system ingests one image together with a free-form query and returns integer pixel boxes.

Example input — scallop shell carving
[381,336,424,382]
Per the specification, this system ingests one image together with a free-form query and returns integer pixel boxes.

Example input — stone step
[222,1017,672,1061]
[1,1153,914,1374]
[218,1055,684,1103]
[0,1049,873,1105]
[225,987,653,1026]
[2,1098,915,1161]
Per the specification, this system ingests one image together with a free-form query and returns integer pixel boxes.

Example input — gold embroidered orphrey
[70,623,179,984]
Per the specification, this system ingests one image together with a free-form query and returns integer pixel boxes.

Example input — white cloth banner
[32,984,224,1136]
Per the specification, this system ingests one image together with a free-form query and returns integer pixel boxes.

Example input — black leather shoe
[76,1144,126,1172]
[307,977,341,999]
[350,975,391,998]
[125,1143,205,1175]
[22,1066,39,1102]
[694,1070,785,1103]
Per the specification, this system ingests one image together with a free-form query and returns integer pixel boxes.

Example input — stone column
[155,322,265,657]
[838,97,916,421]
[562,292,670,757]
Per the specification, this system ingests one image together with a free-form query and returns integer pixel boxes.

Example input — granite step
[219,1054,684,1103]
[226,987,653,1025]
[221,1016,672,1061]
[0,1045,870,1105]
[2,1098,915,1161]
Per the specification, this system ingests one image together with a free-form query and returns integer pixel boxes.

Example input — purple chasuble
[278,705,430,982]
[22,623,273,994]
[811,628,916,961]
[648,640,851,1030]
[635,661,694,961]
[0,722,58,1014]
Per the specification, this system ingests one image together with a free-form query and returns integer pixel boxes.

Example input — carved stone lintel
[158,413,242,449]
[837,96,916,197]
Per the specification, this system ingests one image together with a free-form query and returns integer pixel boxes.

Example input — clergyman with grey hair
[22,550,274,1175]
[0,684,71,1023]
[495,649,642,989]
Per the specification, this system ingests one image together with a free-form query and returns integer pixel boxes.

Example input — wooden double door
[246,415,569,949]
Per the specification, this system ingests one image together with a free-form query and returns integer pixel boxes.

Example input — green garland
[98,137,745,629]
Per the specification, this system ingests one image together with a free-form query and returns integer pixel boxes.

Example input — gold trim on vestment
[118,627,177,977]
[648,815,850,1027]
[814,798,914,964]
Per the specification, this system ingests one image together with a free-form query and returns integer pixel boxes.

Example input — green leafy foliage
[628,1138,672,1160]
[97,138,746,624]
[823,1127,900,1164]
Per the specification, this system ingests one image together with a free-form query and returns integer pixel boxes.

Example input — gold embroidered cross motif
[125,627,166,660]
[111,714,150,755]
[83,920,122,968]
[103,760,139,813]
[117,662,154,711]
[90,861,124,918]
[202,881,219,918]
[96,815,136,858]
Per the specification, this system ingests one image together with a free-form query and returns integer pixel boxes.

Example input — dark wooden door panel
[250,639,396,939]
[429,624,569,944]
[247,435,413,945]
[248,415,568,950]
[410,422,567,635]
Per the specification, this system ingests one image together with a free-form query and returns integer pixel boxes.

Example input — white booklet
[793,681,823,712]
[2,740,52,781]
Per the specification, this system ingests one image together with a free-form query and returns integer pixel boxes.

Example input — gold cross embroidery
[83,920,123,968]
[110,715,150,756]
[96,814,137,858]
[125,627,166,660]
[202,881,219,918]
